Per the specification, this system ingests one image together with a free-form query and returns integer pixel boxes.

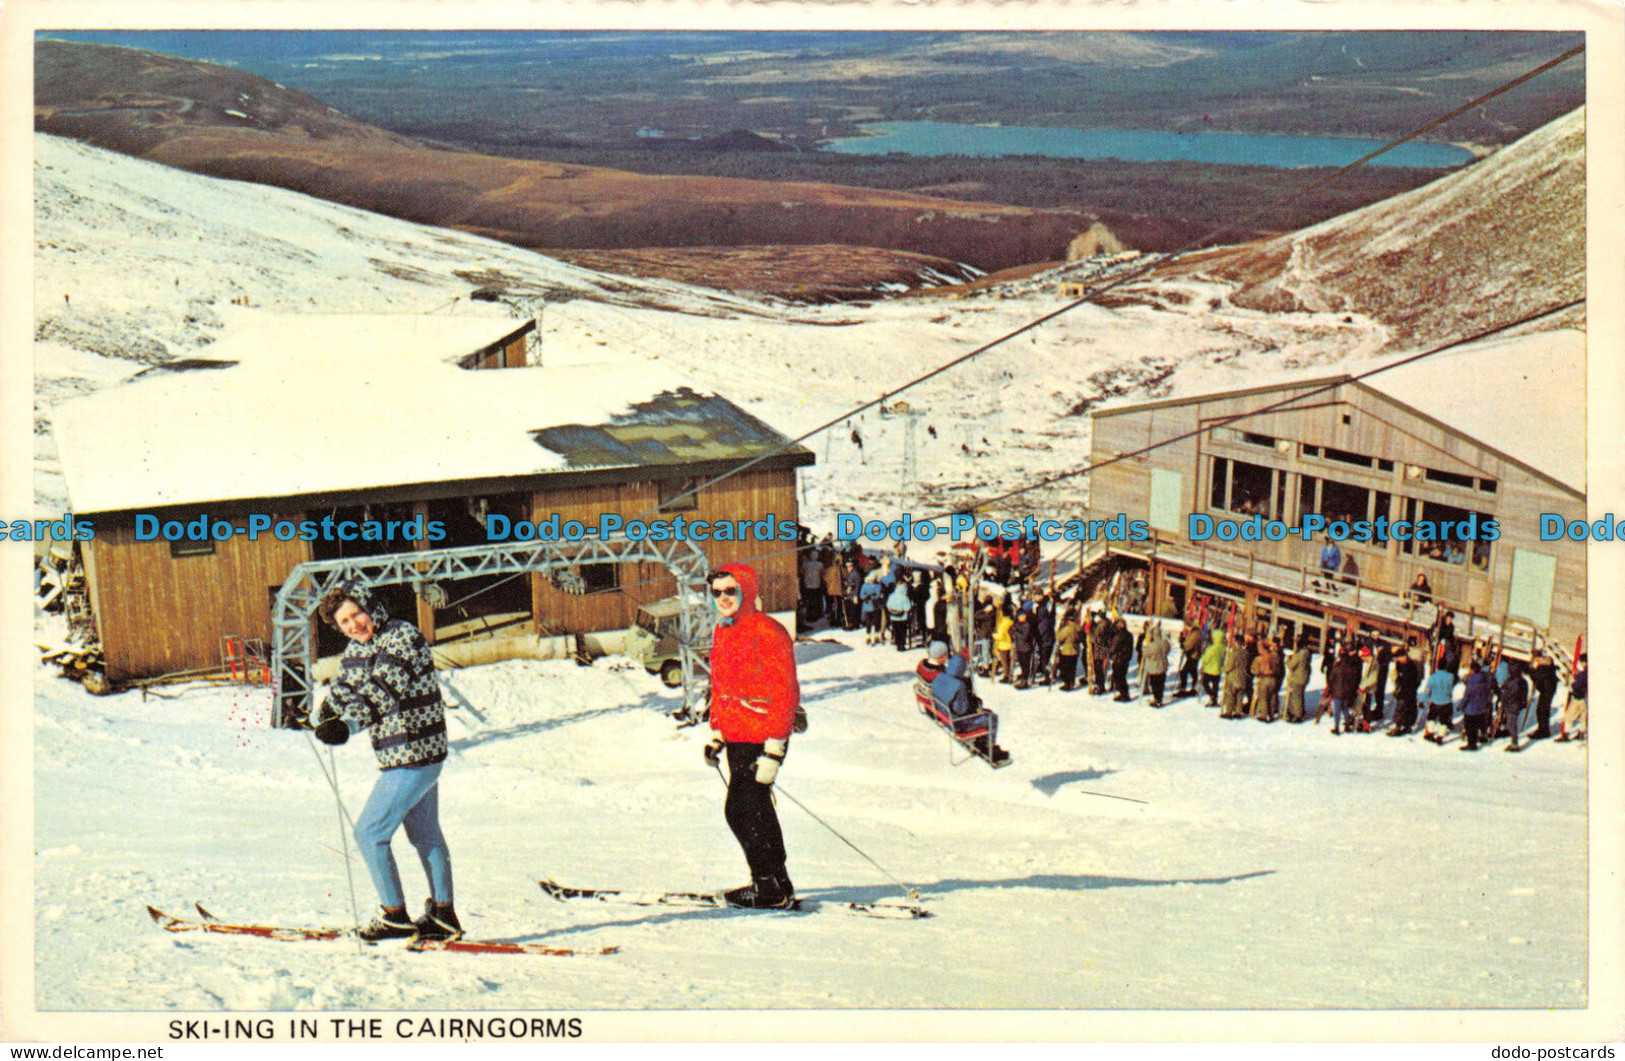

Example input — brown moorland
[548,244,982,302]
[35,41,1218,295]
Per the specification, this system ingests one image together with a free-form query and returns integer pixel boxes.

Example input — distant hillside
[549,245,982,301]
[32,40,417,153]
[40,30,1584,149]
[1170,107,1585,346]
[34,41,1215,286]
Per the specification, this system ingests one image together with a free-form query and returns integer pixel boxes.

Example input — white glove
[755,737,787,785]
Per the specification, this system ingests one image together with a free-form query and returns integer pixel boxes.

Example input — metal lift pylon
[268,535,715,728]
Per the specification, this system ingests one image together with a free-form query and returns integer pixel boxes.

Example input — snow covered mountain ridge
[1175,106,1585,346]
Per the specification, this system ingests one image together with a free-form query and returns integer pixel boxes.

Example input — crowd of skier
[796,535,1588,754]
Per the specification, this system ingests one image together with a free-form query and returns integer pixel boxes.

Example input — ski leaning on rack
[539,879,931,920]
[146,904,619,956]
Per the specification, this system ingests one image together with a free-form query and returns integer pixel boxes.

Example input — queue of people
[799,537,970,654]
[802,538,1586,756]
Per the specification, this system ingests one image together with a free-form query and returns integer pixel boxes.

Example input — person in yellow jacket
[822,554,847,630]
[1199,629,1227,707]
[1054,609,1081,691]
[992,604,1015,685]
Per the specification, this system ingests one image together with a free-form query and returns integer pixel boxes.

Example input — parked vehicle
[623,597,687,686]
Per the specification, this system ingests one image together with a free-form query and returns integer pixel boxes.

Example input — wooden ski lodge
[1085,328,1586,662]
[52,313,813,683]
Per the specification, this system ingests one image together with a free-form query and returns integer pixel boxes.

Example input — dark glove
[702,735,725,767]
[754,737,787,785]
[313,706,350,746]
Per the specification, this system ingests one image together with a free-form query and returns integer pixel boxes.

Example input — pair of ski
[147,879,930,956]
[146,903,617,957]
[538,879,932,920]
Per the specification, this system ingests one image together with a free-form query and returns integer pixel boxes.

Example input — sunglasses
[710,585,741,599]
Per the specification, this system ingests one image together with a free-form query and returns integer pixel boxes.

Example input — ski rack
[269,535,715,728]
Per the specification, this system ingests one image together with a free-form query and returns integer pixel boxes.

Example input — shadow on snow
[448,692,673,752]
[1029,768,1118,796]
[500,869,1274,944]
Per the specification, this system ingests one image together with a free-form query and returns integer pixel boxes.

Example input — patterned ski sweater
[324,585,447,770]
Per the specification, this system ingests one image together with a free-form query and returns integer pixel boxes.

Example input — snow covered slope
[1179,107,1585,346]
[33,621,1585,1011]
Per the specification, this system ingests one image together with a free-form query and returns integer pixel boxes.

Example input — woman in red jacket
[702,564,801,909]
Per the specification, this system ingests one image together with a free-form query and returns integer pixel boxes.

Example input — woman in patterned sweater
[311,580,459,943]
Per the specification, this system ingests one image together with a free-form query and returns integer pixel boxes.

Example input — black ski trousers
[1111,658,1131,699]
[1533,688,1556,737]
[724,742,788,880]
[1391,689,1418,732]
[1179,657,1199,694]
[1055,653,1078,690]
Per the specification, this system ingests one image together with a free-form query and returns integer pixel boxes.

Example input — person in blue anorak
[1459,658,1494,751]
[929,654,1009,764]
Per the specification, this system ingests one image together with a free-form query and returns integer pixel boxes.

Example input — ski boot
[357,906,417,943]
[412,899,463,942]
[724,871,799,910]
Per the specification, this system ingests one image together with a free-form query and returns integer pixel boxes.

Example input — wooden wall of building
[1090,382,1586,645]
[86,514,312,682]
[84,463,802,682]
[529,466,800,634]
[469,333,529,370]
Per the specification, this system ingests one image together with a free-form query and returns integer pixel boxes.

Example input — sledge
[913,678,1011,768]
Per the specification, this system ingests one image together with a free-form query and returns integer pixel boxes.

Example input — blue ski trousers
[354,761,452,909]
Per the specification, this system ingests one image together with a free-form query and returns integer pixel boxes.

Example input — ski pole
[1066,788,1149,806]
[306,734,364,953]
[712,761,923,904]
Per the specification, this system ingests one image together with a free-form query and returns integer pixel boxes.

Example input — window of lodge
[1211,427,1278,449]
[1421,467,1498,495]
[1302,443,1395,474]
[1210,457,1279,518]
[1321,479,1369,524]
[1298,474,1391,532]
[1400,497,1492,571]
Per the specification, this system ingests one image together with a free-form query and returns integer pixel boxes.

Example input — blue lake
[820,121,1476,169]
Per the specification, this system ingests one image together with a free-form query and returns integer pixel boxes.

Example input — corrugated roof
[53,313,810,514]
[1092,328,1584,495]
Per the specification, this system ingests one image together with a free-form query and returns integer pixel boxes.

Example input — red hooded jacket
[708,563,800,743]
